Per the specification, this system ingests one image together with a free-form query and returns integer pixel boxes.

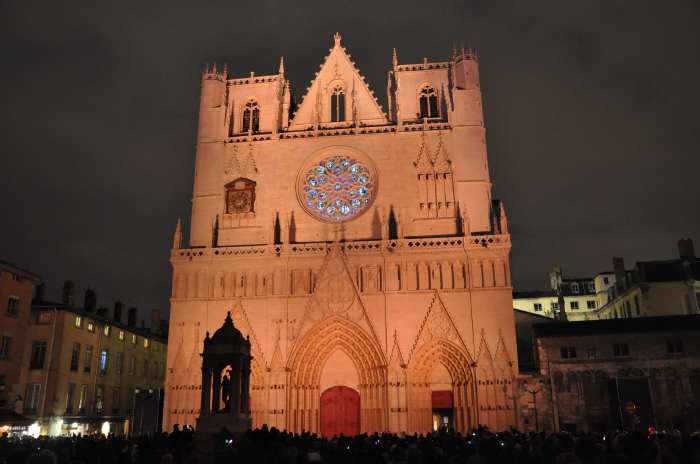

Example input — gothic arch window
[242,100,260,133]
[225,178,256,214]
[330,85,345,122]
[418,85,439,119]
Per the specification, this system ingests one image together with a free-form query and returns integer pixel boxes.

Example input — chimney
[613,257,626,294]
[150,309,161,334]
[61,281,75,306]
[84,289,97,312]
[678,238,696,261]
[113,301,123,323]
[34,283,46,303]
[127,307,137,327]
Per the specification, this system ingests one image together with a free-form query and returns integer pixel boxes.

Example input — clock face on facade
[298,154,376,223]
[227,189,253,214]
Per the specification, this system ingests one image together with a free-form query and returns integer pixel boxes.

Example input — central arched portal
[286,317,387,434]
[320,386,360,437]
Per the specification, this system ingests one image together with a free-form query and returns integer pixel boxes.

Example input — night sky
[1,1,698,317]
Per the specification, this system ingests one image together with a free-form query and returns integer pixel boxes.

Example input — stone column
[212,366,221,413]
[201,362,212,414]
[240,357,250,414]
[231,357,241,415]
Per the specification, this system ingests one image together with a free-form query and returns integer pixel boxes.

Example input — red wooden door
[320,386,360,437]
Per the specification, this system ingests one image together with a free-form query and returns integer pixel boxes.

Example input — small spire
[278,56,285,75]
[222,63,228,78]
[225,311,233,323]
[392,48,398,69]
[451,43,458,60]
[173,218,182,249]
[333,32,342,47]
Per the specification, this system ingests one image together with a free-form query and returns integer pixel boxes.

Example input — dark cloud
[1,0,698,314]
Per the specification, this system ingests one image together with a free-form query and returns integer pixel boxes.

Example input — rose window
[300,155,375,222]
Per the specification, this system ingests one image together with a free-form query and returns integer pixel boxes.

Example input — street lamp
[522,379,545,432]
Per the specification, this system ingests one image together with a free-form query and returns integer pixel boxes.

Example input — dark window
[25,384,41,412]
[112,388,120,414]
[553,372,564,393]
[70,343,80,371]
[95,386,103,415]
[29,341,47,369]
[242,100,260,133]
[84,345,93,373]
[603,277,609,285]
[116,352,124,375]
[6,297,19,316]
[571,283,580,294]
[587,300,596,309]
[418,85,439,118]
[66,382,76,414]
[78,385,88,413]
[560,346,577,359]
[570,301,579,310]
[613,343,630,357]
[666,339,684,354]
[533,303,542,312]
[0,336,11,358]
[330,86,345,122]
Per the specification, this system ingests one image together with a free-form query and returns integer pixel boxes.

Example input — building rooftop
[32,301,167,343]
[533,314,700,338]
[0,258,41,281]
[637,258,700,282]
[513,290,554,299]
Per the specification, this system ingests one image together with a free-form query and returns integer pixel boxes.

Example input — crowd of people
[1,425,700,464]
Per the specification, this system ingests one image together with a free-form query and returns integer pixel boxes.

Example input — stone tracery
[299,155,375,223]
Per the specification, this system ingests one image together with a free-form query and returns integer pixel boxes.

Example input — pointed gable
[407,291,470,364]
[231,299,267,366]
[388,331,406,371]
[293,242,382,347]
[289,33,387,130]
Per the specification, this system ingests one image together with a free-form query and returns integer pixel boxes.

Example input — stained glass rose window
[299,154,376,222]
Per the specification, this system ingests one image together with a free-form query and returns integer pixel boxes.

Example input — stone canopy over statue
[196,312,252,435]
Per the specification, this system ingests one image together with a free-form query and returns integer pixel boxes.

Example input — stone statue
[221,369,232,412]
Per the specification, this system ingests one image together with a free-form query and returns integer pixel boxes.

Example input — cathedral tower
[166,34,516,435]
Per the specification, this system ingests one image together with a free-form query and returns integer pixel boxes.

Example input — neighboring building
[531,315,700,433]
[591,239,700,320]
[0,260,41,410]
[514,238,699,322]
[18,290,167,436]
[166,34,518,436]
[513,274,615,321]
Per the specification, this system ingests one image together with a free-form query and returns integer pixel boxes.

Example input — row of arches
[171,257,509,300]
[165,316,514,434]
[226,83,441,136]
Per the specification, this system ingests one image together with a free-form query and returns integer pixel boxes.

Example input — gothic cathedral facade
[165,33,517,435]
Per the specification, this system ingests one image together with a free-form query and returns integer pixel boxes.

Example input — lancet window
[225,178,256,214]
[330,85,346,122]
[418,85,439,119]
[242,100,260,133]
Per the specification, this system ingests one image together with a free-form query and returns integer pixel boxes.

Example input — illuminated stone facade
[165,33,517,435]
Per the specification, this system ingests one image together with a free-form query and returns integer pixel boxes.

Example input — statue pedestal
[196,412,252,435]
[194,413,252,463]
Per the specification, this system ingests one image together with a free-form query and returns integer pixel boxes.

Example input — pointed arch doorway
[320,386,360,437]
